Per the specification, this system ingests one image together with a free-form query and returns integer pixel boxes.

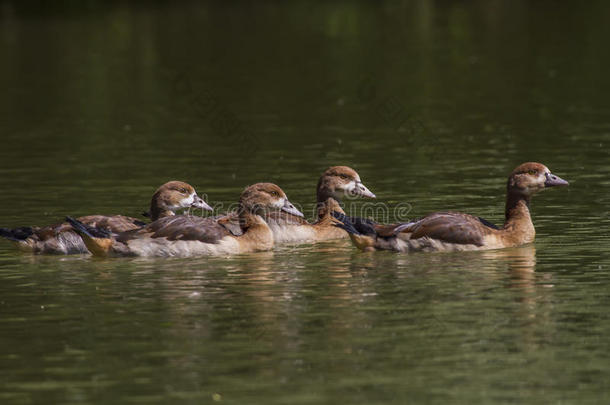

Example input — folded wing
[117,216,232,244]
[394,212,497,246]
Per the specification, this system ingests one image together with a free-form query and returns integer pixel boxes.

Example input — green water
[1,1,610,404]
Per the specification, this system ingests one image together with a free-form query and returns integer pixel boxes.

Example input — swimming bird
[333,162,568,252]
[66,182,303,257]
[0,181,211,254]
[258,166,376,243]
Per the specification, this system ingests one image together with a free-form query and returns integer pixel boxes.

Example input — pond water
[1,1,610,404]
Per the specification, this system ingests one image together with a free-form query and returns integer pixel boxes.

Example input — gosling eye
[270,191,280,198]
[339,174,349,180]
[179,188,188,194]
[527,170,537,175]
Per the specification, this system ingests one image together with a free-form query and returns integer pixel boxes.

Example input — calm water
[1,1,610,404]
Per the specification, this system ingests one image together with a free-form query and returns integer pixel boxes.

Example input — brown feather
[116,216,230,244]
[215,212,244,236]
[399,212,489,246]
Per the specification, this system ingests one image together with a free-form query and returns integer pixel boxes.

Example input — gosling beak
[192,195,213,211]
[349,181,376,199]
[544,172,569,187]
[281,199,304,217]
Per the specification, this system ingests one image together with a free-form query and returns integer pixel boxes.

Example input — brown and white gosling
[333,162,568,253]
[66,183,303,257]
[0,181,211,254]
[254,166,376,243]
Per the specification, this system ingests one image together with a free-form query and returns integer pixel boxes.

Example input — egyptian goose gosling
[66,183,303,258]
[263,166,376,243]
[0,181,211,255]
[333,162,568,252]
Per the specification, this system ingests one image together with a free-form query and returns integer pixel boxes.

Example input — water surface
[1,1,610,404]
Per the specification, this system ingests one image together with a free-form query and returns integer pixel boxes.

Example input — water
[1,1,610,403]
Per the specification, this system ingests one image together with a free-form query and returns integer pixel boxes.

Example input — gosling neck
[504,191,531,223]
[502,190,535,244]
[316,194,344,219]
[237,207,274,249]
[316,184,338,204]
[149,202,175,221]
[238,205,269,230]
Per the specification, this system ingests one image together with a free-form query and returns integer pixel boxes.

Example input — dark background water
[1,1,609,404]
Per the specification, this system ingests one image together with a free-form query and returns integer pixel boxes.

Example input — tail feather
[331,211,361,235]
[65,216,113,256]
[0,227,34,242]
[331,211,377,251]
[65,216,111,238]
[331,212,377,235]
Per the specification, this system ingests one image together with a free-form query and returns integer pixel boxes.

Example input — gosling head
[507,162,569,198]
[153,181,213,213]
[239,183,304,218]
[317,166,376,201]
